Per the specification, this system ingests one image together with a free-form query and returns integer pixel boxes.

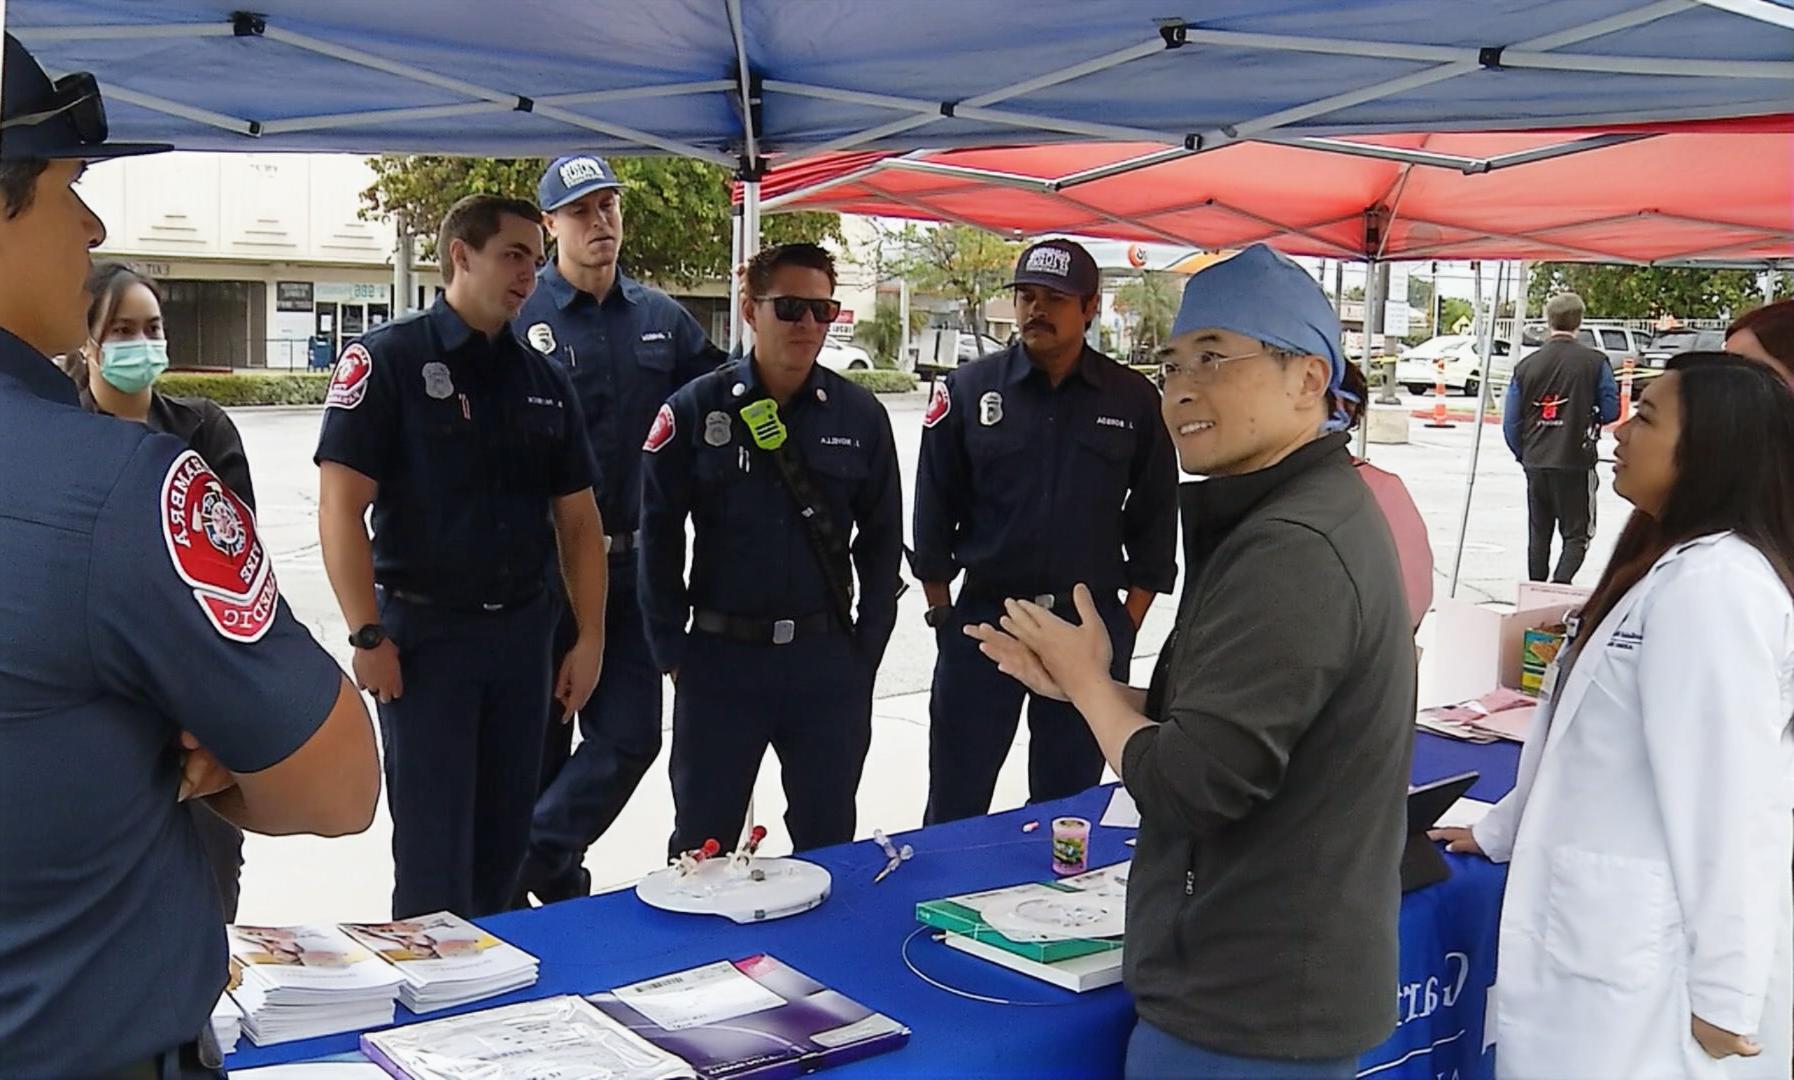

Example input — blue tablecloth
[229,734,1519,1077]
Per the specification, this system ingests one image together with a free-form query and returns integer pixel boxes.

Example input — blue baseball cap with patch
[1170,243,1355,431]
[538,153,625,212]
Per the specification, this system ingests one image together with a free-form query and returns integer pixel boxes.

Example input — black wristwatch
[348,623,388,650]
[923,604,954,629]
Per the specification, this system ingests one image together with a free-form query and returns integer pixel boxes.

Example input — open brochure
[588,955,909,1080]
[362,995,693,1080]
[1416,687,1536,743]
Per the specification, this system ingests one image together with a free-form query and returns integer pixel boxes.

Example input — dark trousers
[1125,1020,1356,1080]
[377,590,555,919]
[667,629,874,857]
[188,802,243,923]
[105,1030,224,1080]
[924,592,1136,825]
[520,569,663,895]
[1525,466,1596,583]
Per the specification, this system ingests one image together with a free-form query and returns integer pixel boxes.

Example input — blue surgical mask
[98,338,170,394]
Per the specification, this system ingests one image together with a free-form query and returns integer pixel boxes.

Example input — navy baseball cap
[1009,238,1099,297]
[538,153,625,212]
[0,33,170,160]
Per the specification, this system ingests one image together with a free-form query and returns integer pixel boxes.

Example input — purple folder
[587,955,910,1080]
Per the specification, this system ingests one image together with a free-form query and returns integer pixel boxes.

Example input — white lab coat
[1474,533,1794,1079]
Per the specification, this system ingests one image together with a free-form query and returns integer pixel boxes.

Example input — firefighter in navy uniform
[914,238,1178,824]
[639,243,902,856]
[316,194,608,920]
[513,154,725,906]
[0,33,379,1080]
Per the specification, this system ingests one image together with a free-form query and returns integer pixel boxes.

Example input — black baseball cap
[1,33,170,160]
[1009,238,1099,297]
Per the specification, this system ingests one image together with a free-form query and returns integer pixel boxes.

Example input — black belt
[606,530,640,556]
[963,587,1078,614]
[692,609,835,645]
[386,586,543,614]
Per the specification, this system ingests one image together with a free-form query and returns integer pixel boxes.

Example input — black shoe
[533,865,591,905]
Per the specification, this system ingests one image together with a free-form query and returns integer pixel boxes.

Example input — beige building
[82,152,436,371]
[82,151,888,370]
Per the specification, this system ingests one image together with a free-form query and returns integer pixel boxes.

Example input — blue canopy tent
[6,1,1794,313]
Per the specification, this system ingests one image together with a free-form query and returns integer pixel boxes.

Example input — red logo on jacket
[922,381,952,428]
[644,403,676,452]
[161,450,277,643]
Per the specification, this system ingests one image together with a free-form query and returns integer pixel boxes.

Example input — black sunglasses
[758,296,842,324]
[0,73,108,145]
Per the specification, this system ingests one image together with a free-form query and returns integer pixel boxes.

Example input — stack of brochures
[363,956,908,1080]
[340,911,538,1012]
[210,987,242,1056]
[226,925,405,1045]
[915,863,1129,993]
[1415,687,1537,744]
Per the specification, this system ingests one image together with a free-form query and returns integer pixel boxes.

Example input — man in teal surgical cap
[968,244,1416,1079]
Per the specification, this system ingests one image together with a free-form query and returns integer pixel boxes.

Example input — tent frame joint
[230,11,266,38]
[1478,45,1506,69]
[1158,22,1188,49]
[513,96,534,113]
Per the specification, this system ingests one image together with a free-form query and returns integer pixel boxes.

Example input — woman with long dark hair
[1434,352,1794,1076]
[62,263,257,922]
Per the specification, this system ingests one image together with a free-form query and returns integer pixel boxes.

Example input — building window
[160,279,262,369]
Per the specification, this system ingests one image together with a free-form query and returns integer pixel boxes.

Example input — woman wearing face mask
[62,264,256,510]
[1433,352,1794,1077]
[61,263,256,922]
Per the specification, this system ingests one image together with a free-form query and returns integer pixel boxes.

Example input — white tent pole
[728,205,744,353]
[1688,0,1794,30]
[725,0,759,168]
[262,81,738,137]
[1358,256,1385,460]
[765,34,1171,164]
[764,81,1182,144]
[1448,260,1512,598]
[1477,133,1657,171]
[741,181,762,353]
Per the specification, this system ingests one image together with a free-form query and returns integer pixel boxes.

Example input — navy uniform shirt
[516,264,723,537]
[639,357,904,672]
[315,297,597,607]
[913,343,1178,599]
[0,328,342,1076]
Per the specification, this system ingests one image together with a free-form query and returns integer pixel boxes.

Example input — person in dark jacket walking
[970,244,1415,1079]
[1503,292,1620,583]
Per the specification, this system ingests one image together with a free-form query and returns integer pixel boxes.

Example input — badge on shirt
[704,410,733,447]
[325,343,373,411]
[922,381,951,428]
[979,390,1004,427]
[421,361,454,400]
[160,450,278,643]
[644,403,676,453]
[528,322,557,354]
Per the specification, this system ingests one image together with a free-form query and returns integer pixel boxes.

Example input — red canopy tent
[750,118,1794,266]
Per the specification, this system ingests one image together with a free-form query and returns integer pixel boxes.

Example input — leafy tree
[890,224,1021,337]
[1525,263,1783,321]
[853,295,926,370]
[1112,271,1180,352]
[361,155,840,288]
[1438,297,1476,336]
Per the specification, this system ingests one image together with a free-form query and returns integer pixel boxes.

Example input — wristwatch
[348,623,388,650]
[923,605,954,629]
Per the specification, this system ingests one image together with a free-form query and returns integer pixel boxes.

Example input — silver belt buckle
[1033,593,1055,611]
[482,601,504,612]
[772,618,796,645]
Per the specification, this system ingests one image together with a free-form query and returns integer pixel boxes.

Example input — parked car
[956,332,1007,362]
[1625,327,1727,397]
[817,337,874,371]
[1518,323,1649,371]
[1395,334,1512,396]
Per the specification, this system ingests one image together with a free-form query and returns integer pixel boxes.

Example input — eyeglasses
[0,74,108,145]
[1158,348,1265,385]
[757,296,842,324]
